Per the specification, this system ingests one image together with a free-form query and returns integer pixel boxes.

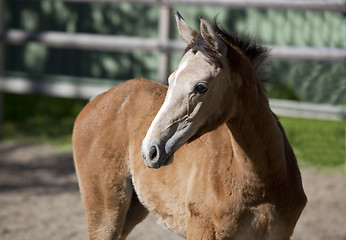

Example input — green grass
[2,93,87,150]
[280,117,346,172]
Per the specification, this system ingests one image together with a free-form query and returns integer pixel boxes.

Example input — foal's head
[141,12,268,168]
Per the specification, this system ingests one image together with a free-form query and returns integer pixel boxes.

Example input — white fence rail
[269,99,346,121]
[1,29,345,62]
[0,0,345,121]
[1,75,345,121]
[0,75,113,100]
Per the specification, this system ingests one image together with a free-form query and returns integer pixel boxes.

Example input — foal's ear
[175,11,198,44]
[200,17,226,55]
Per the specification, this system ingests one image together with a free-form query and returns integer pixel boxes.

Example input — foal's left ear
[200,17,226,55]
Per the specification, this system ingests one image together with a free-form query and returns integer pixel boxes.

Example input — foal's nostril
[149,146,158,161]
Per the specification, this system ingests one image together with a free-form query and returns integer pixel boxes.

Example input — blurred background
[0,0,345,170]
[0,1,346,240]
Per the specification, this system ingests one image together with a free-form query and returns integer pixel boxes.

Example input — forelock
[184,20,269,71]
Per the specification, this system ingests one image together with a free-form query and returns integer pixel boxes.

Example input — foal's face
[141,13,238,168]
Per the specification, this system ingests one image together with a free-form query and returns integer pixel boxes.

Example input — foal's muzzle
[141,142,174,169]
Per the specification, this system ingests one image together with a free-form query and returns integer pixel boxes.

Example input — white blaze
[142,58,189,153]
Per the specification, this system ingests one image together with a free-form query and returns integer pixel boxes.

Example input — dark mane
[185,20,270,70]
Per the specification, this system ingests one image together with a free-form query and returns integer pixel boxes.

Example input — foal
[73,12,306,240]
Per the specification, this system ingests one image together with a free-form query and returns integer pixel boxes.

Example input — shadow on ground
[0,142,78,194]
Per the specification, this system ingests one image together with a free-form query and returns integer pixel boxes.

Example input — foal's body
[74,79,305,240]
[73,13,306,240]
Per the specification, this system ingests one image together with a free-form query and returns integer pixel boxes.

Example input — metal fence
[0,0,345,121]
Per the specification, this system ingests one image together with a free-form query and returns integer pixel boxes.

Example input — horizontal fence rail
[0,75,115,100]
[48,0,346,12]
[269,99,346,121]
[1,30,345,62]
[1,75,344,120]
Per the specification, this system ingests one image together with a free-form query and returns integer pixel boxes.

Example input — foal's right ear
[175,11,198,44]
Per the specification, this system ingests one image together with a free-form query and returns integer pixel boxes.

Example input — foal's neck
[226,72,287,182]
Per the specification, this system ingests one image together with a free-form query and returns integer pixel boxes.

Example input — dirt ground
[0,142,345,240]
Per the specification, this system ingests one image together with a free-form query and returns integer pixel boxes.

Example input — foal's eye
[194,82,208,94]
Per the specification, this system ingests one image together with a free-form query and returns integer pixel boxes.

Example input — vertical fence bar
[157,4,171,85]
[0,0,5,139]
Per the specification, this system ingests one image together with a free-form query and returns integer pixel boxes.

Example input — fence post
[157,4,171,85]
[0,0,5,139]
